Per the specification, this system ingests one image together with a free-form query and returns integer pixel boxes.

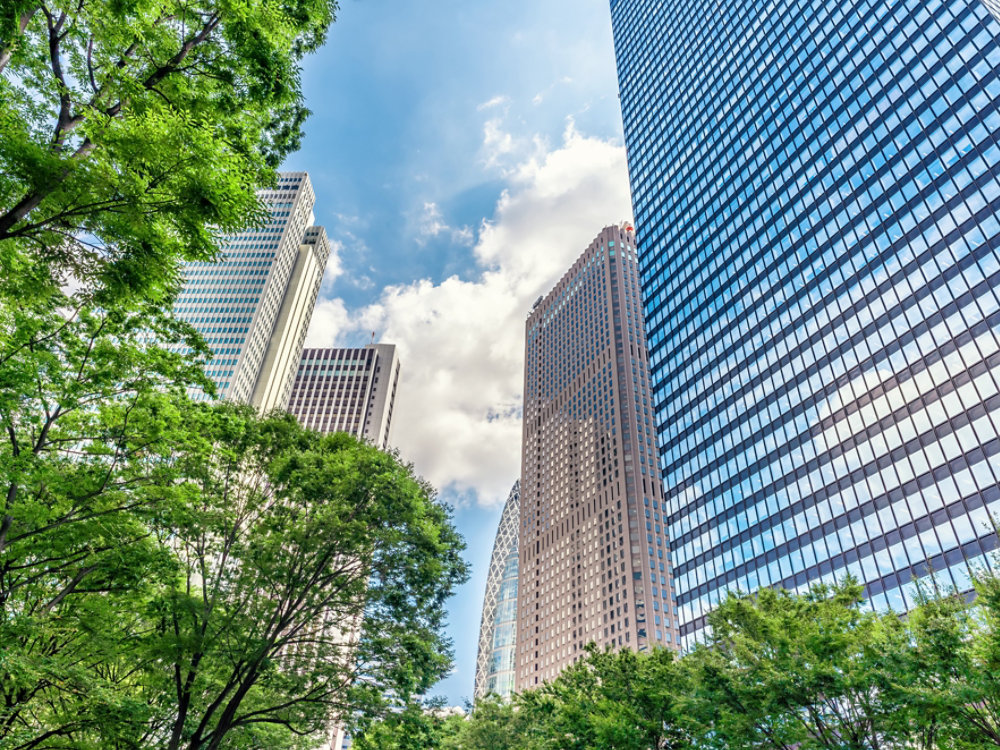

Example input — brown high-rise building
[516,224,677,690]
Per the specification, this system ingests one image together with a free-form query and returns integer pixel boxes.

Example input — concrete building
[173,172,329,411]
[289,343,401,749]
[610,0,1000,646]
[516,225,677,691]
[474,481,520,700]
[287,343,400,448]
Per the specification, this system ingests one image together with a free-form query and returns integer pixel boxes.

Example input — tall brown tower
[516,225,677,691]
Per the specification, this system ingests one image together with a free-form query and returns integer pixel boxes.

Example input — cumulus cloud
[304,297,351,349]
[417,202,475,247]
[305,123,632,507]
[318,239,344,293]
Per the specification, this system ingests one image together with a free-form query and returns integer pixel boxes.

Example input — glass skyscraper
[610,0,1000,646]
[474,481,520,700]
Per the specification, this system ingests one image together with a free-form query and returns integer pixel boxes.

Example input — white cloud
[319,239,344,293]
[477,94,511,111]
[419,201,450,238]
[482,118,519,170]
[417,202,475,247]
[305,124,632,507]
[304,297,351,349]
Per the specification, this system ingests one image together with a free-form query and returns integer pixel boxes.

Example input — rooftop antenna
[370,331,376,345]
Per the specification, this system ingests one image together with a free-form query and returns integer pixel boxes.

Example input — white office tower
[173,172,330,411]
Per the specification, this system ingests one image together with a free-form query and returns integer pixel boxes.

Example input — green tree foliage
[436,697,525,750]
[1,401,468,749]
[358,575,1000,750]
[0,0,337,303]
[686,580,909,750]
[512,646,691,750]
[896,571,1000,749]
[0,1,474,748]
[352,702,468,750]
[149,406,468,750]
[0,290,212,747]
[354,647,692,750]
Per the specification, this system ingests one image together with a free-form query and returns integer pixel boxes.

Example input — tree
[510,646,692,750]
[351,701,468,750]
[0,0,337,305]
[2,379,468,748]
[898,569,1000,749]
[871,581,969,750]
[687,580,909,750]
[141,406,468,750]
[0,290,212,748]
[439,696,525,750]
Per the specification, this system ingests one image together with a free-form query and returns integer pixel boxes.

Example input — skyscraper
[474,481,520,701]
[173,172,329,411]
[516,225,676,691]
[288,344,400,449]
[288,343,401,750]
[610,0,1000,646]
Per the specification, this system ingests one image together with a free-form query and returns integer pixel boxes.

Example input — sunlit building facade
[174,172,329,411]
[287,343,400,449]
[611,0,1000,646]
[516,225,677,690]
[474,481,520,700]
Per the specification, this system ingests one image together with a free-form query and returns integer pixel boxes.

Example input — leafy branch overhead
[0,0,337,302]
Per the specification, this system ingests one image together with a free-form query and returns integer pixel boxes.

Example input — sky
[282,0,633,706]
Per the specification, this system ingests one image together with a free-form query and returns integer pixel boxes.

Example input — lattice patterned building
[474,481,520,700]
[611,0,1000,646]
[173,171,329,412]
[288,343,400,449]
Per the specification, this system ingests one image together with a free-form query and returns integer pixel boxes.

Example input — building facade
[474,481,521,700]
[516,225,677,691]
[288,343,401,749]
[288,343,400,448]
[173,172,329,411]
[610,0,1000,646]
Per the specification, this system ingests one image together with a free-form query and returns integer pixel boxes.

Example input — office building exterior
[474,481,520,700]
[610,0,1000,646]
[288,343,401,749]
[516,225,677,690]
[983,0,1000,24]
[288,344,400,449]
[174,172,329,411]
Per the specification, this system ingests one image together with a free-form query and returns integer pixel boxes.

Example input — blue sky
[284,0,633,706]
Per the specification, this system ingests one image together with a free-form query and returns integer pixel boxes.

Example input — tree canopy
[355,574,1000,750]
[1,1,475,748]
[0,0,337,304]
[1,401,468,749]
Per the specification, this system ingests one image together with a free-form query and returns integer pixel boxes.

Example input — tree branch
[0,7,40,74]
[0,11,219,239]
[41,6,82,149]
